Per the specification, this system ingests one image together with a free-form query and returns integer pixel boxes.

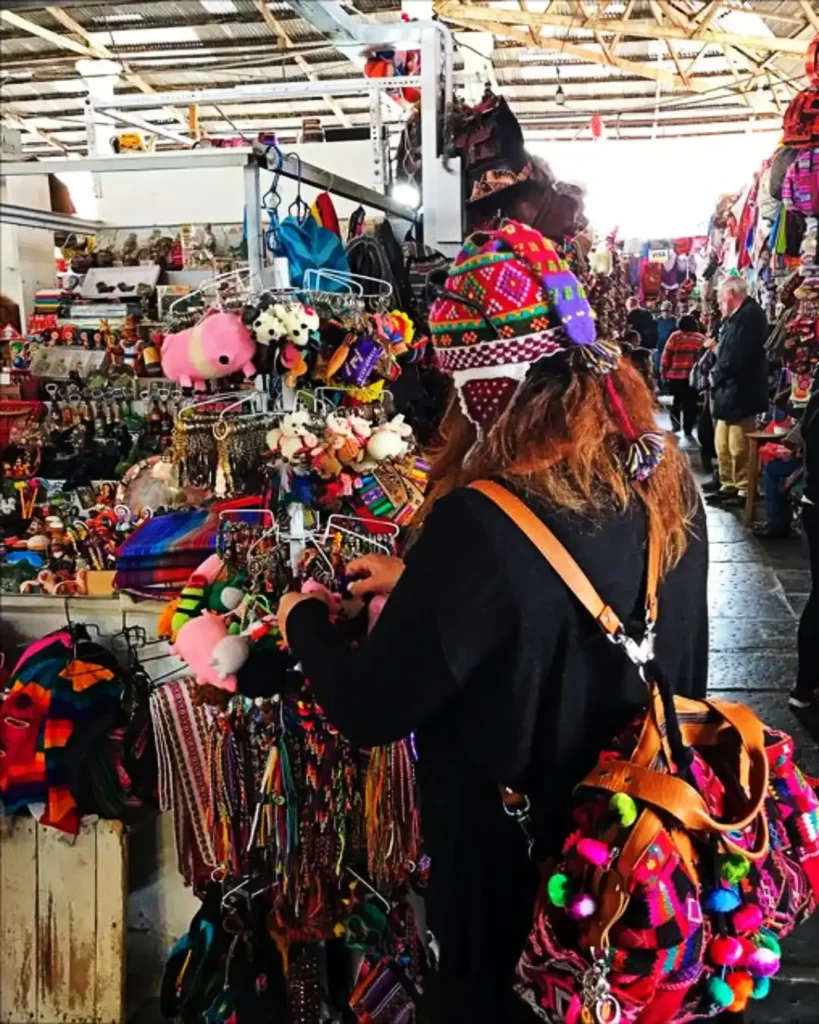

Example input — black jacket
[287,487,708,1023]
[801,389,819,505]
[626,306,659,350]
[711,296,769,421]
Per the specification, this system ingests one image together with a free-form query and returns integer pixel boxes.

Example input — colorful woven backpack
[472,481,819,1024]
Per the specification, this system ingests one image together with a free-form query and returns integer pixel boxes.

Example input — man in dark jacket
[625,296,659,350]
[707,278,768,505]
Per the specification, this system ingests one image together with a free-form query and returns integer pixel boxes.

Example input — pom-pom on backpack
[471,480,819,1024]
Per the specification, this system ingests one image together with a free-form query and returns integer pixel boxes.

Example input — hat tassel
[604,373,664,483]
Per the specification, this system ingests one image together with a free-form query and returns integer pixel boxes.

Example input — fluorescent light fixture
[91,13,144,23]
[391,181,421,209]
[88,27,199,48]
[200,0,238,12]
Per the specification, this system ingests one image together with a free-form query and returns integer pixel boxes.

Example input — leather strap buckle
[609,625,655,667]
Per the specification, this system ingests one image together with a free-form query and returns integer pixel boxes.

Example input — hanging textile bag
[781,148,819,218]
[470,481,819,1024]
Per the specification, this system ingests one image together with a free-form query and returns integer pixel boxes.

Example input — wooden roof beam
[2,7,191,136]
[799,0,819,34]
[649,3,691,88]
[433,3,811,55]
[0,8,105,57]
[1,109,68,152]
[252,0,351,127]
[435,9,714,93]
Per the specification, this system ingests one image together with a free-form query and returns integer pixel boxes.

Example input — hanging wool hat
[429,219,612,431]
[429,219,663,481]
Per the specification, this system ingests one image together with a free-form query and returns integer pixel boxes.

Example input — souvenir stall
[703,38,819,406]
[0,122,453,1021]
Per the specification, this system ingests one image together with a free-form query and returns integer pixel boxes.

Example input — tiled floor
[703,483,819,1021]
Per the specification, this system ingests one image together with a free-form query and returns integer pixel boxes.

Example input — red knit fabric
[660,331,705,380]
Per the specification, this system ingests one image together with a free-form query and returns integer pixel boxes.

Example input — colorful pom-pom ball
[709,936,744,967]
[565,993,582,1024]
[751,976,771,1000]
[568,893,596,920]
[733,903,764,934]
[706,977,734,1009]
[747,947,780,978]
[721,852,751,884]
[705,886,741,913]
[547,872,571,908]
[609,792,638,827]
[737,937,757,966]
[576,838,611,867]
[757,932,782,956]
[728,971,754,1012]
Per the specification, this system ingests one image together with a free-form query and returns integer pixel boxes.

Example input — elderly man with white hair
[706,276,769,507]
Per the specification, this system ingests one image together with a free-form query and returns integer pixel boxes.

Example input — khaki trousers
[714,417,755,494]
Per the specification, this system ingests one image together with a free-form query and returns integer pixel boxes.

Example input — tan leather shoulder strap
[469,479,660,634]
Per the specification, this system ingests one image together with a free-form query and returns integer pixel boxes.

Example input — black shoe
[706,487,739,506]
[753,523,791,539]
[702,477,722,494]
[789,688,818,710]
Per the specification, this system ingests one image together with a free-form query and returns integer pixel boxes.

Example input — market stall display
[0,134,451,1022]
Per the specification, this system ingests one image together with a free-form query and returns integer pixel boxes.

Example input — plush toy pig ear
[193,553,225,584]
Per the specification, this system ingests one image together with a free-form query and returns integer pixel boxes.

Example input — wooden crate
[0,818,127,1024]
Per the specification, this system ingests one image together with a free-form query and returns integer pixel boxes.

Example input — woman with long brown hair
[277,221,707,1023]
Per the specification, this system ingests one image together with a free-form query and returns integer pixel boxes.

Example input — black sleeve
[285,492,517,748]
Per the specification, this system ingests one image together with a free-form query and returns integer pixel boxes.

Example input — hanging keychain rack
[321,514,399,556]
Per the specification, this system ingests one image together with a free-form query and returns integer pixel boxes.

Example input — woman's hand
[276,589,330,645]
[346,554,405,598]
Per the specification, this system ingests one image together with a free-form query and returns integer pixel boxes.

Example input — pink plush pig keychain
[171,610,249,692]
[161,311,256,390]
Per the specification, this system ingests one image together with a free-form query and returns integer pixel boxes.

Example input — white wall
[0,173,59,321]
[58,141,378,228]
[529,131,781,240]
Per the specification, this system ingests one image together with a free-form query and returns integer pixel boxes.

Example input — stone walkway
[705,499,819,1022]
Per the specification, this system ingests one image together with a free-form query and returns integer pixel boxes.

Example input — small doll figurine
[93,329,105,349]
[46,329,61,347]
[96,481,115,506]
[60,325,77,346]
[79,329,93,349]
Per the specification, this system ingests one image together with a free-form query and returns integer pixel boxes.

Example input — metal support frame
[243,160,264,294]
[86,77,423,113]
[7,18,462,256]
[420,22,462,254]
[0,203,104,234]
[284,6,460,254]
[370,91,385,194]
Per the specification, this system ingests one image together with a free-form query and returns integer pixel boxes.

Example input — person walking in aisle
[691,336,719,480]
[707,277,769,507]
[277,223,707,1024]
[626,294,659,350]
[791,373,819,708]
[661,314,705,443]
[655,299,677,380]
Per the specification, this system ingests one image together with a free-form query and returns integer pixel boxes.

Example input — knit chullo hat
[429,219,663,481]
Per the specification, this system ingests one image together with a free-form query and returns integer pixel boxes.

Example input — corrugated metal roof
[1,0,812,155]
